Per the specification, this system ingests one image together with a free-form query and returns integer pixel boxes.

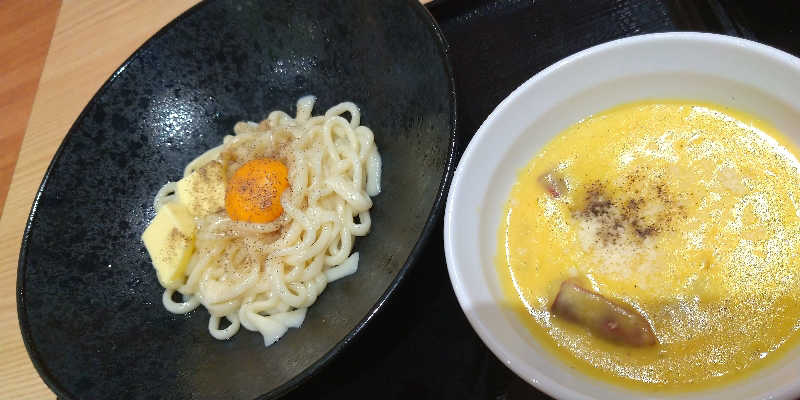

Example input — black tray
[281,1,800,399]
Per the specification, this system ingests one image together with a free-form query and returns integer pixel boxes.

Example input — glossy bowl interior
[17,1,455,399]
[444,32,800,400]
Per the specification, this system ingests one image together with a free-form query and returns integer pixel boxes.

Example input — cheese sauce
[496,100,800,391]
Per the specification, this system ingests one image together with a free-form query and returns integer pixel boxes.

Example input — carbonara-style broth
[496,100,800,390]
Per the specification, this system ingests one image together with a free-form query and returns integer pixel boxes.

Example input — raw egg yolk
[225,159,289,223]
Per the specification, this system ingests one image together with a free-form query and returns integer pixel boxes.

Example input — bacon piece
[551,280,657,347]
[538,171,567,198]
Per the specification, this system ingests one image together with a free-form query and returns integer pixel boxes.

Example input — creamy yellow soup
[496,100,800,391]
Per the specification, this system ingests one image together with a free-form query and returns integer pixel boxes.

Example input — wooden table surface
[0,1,431,398]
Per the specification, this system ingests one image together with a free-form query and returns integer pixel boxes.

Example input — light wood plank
[0,0,60,216]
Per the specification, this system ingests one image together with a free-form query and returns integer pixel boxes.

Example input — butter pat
[142,202,196,289]
[177,160,226,216]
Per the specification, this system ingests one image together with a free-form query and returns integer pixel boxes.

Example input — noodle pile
[152,96,381,345]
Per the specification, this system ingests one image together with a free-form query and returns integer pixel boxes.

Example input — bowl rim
[444,31,800,400]
[16,1,458,399]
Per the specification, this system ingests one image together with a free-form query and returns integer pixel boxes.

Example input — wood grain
[0,0,60,216]
[0,0,433,398]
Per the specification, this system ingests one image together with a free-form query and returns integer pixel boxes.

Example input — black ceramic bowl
[17,1,455,399]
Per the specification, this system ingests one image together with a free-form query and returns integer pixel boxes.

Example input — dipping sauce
[496,100,800,390]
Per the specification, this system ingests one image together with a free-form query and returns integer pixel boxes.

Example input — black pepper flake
[574,172,687,245]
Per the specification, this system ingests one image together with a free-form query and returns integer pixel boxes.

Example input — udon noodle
[151,96,381,346]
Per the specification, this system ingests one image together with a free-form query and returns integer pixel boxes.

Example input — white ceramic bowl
[443,32,800,400]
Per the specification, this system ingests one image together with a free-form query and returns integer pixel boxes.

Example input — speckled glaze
[16,1,455,399]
